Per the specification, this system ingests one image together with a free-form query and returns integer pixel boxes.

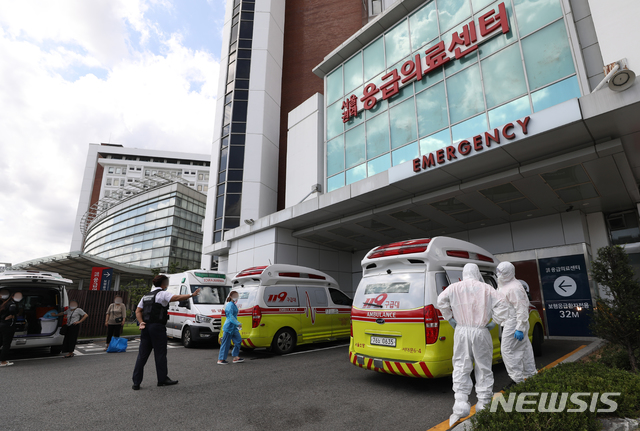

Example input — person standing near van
[132,275,201,390]
[496,261,537,390]
[51,300,89,358]
[437,264,509,425]
[0,291,23,367]
[104,296,126,351]
[217,291,243,365]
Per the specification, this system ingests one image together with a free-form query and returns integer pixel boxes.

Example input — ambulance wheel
[271,328,296,355]
[182,326,194,348]
[50,346,62,355]
[532,324,543,357]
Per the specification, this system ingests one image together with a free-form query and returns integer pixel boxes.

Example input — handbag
[60,309,75,336]
[113,304,124,323]
[107,336,128,353]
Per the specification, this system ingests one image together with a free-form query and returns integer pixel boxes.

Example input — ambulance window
[483,275,497,289]
[314,290,328,307]
[297,287,327,307]
[329,288,353,306]
[435,272,449,295]
[180,285,189,295]
[263,286,299,307]
[364,282,410,294]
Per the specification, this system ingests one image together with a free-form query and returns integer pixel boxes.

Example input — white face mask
[13,295,23,302]
[70,305,77,310]
[1,294,8,300]
[232,297,239,303]
[115,300,122,304]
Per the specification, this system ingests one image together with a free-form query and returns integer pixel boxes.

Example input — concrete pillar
[586,212,609,259]
[77,279,83,291]
[113,273,121,291]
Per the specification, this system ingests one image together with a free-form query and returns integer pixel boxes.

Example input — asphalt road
[2,337,586,431]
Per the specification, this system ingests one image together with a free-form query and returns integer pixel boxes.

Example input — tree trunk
[626,344,638,373]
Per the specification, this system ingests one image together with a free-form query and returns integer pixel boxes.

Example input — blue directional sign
[100,268,114,291]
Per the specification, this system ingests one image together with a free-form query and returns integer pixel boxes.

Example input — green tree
[590,245,640,372]
[120,278,150,319]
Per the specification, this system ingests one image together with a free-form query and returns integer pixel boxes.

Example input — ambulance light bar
[446,250,494,263]
[278,272,326,280]
[367,239,432,259]
[236,266,268,278]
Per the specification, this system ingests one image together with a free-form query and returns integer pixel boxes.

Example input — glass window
[476,0,516,58]
[472,0,495,11]
[368,154,391,176]
[488,95,531,128]
[514,0,563,37]
[409,1,438,51]
[416,81,448,138]
[106,179,112,186]
[344,52,363,93]
[522,20,575,90]
[481,43,527,108]
[385,21,410,68]
[225,194,241,217]
[116,168,121,174]
[438,0,471,32]
[366,112,390,159]
[531,75,580,112]
[114,179,119,187]
[345,124,366,169]
[326,66,343,105]
[451,113,488,144]
[346,164,366,185]
[446,63,484,123]
[364,37,385,81]
[108,167,114,174]
[326,101,344,139]
[389,98,417,149]
[392,142,419,166]
[414,66,443,92]
[327,135,344,177]
[420,129,451,155]
[327,173,345,192]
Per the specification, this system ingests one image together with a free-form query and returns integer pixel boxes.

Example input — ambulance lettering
[267,291,297,303]
[305,291,316,325]
[366,311,398,318]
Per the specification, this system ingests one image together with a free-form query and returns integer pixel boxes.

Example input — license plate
[370,336,396,347]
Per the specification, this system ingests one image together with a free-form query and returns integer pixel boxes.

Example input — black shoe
[502,379,517,392]
[132,384,140,390]
[157,378,178,386]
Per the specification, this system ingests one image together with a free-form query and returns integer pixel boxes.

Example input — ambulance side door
[328,288,352,339]
[297,286,332,342]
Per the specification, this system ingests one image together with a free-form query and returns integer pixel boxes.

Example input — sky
[0,0,225,264]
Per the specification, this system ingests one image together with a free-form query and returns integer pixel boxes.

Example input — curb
[77,335,140,344]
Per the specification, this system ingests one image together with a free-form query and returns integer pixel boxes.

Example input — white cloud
[0,1,220,264]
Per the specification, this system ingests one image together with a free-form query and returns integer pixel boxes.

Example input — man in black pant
[132,275,200,390]
[0,291,22,367]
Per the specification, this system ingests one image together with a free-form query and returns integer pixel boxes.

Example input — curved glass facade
[325,0,581,192]
[83,184,205,270]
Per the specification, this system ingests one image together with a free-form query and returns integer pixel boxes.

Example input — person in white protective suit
[437,263,509,426]
[496,261,537,390]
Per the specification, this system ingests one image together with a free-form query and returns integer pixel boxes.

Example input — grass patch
[471,362,640,431]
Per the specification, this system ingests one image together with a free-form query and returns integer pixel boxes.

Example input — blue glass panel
[414,64,443,92]
[392,142,420,166]
[481,43,527,108]
[326,100,344,139]
[476,0,517,58]
[488,95,531,128]
[367,154,391,176]
[344,52,363,93]
[327,173,345,192]
[446,63,484,123]
[409,1,439,51]
[514,0,563,36]
[451,113,487,144]
[438,0,471,32]
[364,37,385,80]
[327,135,345,177]
[346,164,367,185]
[326,66,343,105]
[522,19,575,90]
[389,98,418,149]
[416,81,448,137]
[385,21,411,68]
[531,75,580,112]
[345,124,366,168]
[366,112,390,159]
[420,129,451,155]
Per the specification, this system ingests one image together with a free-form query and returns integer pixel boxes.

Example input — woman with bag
[104,296,126,351]
[51,300,88,358]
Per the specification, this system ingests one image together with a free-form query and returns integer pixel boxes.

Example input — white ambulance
[164,270,231,347]
[0,270,71,355]
[350,237,544,378]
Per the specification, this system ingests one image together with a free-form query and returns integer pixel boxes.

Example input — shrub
[471,362,640,431]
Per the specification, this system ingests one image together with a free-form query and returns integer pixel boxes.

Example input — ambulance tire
[182,326,194,348]
[532,324,543,357]
[271,328,296,355]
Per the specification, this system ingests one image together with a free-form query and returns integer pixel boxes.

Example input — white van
[164,270,231,347]
[0,270,71,355]
[350,237,544,378]
[224,264,353,354]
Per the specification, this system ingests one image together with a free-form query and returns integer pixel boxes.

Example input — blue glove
[449,318,457,329]
[514,330,524,341]
[486,321,496,331]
